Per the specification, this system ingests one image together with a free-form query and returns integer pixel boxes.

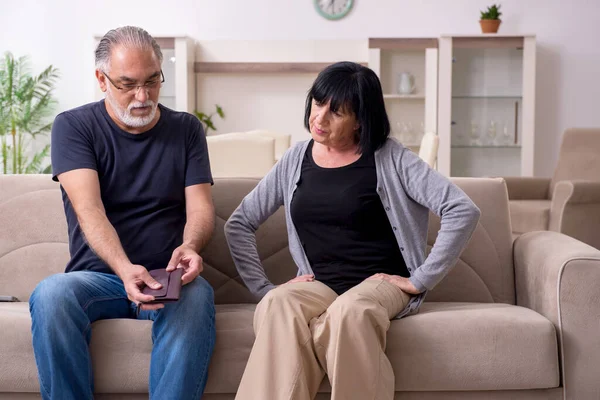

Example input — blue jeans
[29,271,216,400]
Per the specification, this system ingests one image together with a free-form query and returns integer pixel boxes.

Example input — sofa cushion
[0,302,255,394]
[388,302,559,391]
[0,303,39,393]
[1,301,558,394]
[509,200,551,233]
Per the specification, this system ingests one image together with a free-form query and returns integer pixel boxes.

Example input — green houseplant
[194,104,225,136]
[0,52,59,174]
[480,4,502,33]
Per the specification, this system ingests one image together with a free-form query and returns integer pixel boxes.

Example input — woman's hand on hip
[284,274,315,284]
[367,273,421,295]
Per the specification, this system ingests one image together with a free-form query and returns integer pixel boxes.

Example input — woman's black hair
[303,61,391,154]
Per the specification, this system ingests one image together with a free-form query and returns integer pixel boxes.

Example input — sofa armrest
[552,180,600,204]
[514,231,600,399]
[549,180,600,248]
[502,176,550,200]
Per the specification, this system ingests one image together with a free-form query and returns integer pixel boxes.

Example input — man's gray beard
[105,88,157,128]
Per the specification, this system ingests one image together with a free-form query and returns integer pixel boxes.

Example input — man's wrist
[181,241,200,253]
[112,261,135,278]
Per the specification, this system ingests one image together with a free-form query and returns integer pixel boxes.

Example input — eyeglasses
[102,70,164,94]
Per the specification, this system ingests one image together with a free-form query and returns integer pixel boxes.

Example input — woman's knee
[326,291,387,327]
[326,292,361,320]
[253,284,318,333]
[262,284,293,302]
[256,284,303,315]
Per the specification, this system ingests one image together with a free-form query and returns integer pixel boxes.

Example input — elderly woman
[225,61,480,400]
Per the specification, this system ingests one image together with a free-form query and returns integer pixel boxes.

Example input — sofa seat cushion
[387,302,559,391]
[0,303,39,392]
[509,200,551,233]
[0,302,559,394]
[90,303,256,394]
[0,302,256,394]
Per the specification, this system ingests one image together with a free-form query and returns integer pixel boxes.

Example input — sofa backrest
[550,128,600,197]
[203,178,295,303]
[424,177,515,304]
[203,177,516,305]
[206,134,276,178]
[0,175,69,302]
[0,175,515,305]
[244,130,292,161]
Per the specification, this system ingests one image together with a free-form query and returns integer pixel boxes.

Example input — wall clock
[314,0,354,20]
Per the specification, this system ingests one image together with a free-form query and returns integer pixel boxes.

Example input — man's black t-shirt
[290,140,409,294]
[51,100,213,274]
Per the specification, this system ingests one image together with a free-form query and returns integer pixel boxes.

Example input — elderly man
[29,26,216,400]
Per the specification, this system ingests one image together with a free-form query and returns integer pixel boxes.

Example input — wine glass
[502,121,512,145]
[418,121,425,143]
[452,120,464,145]
[406,122,415,144]
[393,121,401,138]
[488,120,497,145]
[470,121,480,146]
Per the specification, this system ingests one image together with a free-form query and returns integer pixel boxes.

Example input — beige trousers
[235,279,412,400]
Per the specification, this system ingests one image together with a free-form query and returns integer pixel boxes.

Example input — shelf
[194,62,367,74]
[155,37,175,49]
[384,94,425,100]
[449,36,525,49]
[452,96,522,100]
[451,145,521,149]
[369,38,438,50]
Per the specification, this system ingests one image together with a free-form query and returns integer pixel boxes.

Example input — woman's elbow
[224,218,234,238]
[466,201,481,226]
[224,211,255,239]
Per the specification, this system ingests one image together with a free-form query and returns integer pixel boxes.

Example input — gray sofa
[1,174,600,399]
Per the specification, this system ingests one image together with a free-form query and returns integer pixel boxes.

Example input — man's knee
[29,273,83,326]
[30,274,72,309]
[178,276,215,316]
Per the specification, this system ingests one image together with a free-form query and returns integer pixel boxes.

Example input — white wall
[193,39,367,144]
[2,0,599,177]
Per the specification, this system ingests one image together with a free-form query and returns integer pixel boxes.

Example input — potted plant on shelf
[479,4,502,33]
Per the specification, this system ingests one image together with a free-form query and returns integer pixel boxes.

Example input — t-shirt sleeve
[185,117,213,186]
[50,112,97,182]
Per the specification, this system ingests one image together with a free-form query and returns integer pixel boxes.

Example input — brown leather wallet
[141,268,183,304]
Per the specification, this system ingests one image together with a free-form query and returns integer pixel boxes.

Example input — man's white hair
[95,26,162,72]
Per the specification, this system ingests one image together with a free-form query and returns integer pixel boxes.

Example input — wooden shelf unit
[193,61,368,74]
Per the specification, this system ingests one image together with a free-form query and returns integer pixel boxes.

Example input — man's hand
[119,264,164,311]
[284,274,315,284]
[166,244,203,286]
[367,273,421,295]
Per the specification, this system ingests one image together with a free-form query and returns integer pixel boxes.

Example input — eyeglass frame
[101,70,165,94]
